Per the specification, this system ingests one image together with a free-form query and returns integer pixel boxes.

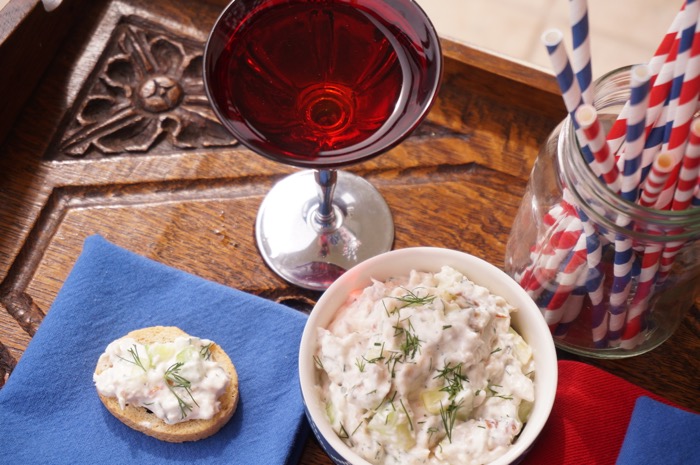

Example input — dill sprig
[394,317,422,359]
[119,345,147,372]
[434,362,468,400]
[487,383,514,400]
[337,422,350,439]
[199,343,212,360]
[164,362,198,419]
[393,287,436,306]
[439,400,462,443]
[399,398,413,431]
[363,342,385,364]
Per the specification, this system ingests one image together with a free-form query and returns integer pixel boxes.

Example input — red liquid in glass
[205,0,440,167]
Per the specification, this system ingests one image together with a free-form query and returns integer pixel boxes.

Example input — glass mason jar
[505,66,700,358]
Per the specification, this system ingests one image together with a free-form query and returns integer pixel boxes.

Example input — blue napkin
[616,396,700,464]
[0,235,309,464]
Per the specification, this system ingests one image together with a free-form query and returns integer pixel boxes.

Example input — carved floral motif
[54,20,236,159]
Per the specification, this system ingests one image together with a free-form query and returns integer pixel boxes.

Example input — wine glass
[203,0,442,290]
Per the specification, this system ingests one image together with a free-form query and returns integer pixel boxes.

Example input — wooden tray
[1,1,698,463]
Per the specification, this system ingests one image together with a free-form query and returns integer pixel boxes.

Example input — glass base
[255,170,394,291]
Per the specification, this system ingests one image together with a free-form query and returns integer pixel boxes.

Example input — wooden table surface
[1,1,698,464]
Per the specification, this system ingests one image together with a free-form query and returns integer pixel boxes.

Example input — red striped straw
[606,3,686,153]
[568,0,593,105]
[521,216,582,298]
[638,45,683,173]
[655,12,700,209]
[542,232,588,328]
[620,244,663,348]
[575,104,621,192]
[671,117,700,209]
[518,215,573,293]
[658,240,686,282]
[638,152,676,206]
[651,120,700,284]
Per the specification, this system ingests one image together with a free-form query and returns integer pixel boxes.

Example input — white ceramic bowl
[299,247,557,465]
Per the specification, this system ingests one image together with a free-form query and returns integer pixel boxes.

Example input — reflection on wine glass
[204,0,442,290]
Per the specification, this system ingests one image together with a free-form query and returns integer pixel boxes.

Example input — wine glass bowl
[204,0,442,289]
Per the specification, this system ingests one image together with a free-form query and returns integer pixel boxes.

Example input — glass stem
[314,169,338,229]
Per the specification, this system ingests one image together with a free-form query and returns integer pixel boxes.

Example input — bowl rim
[299,246,558,465]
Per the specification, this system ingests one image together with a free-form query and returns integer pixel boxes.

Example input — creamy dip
[94,336,230,424]
[315,266,535,465]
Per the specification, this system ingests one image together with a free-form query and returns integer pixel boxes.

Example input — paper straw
[692,175,700,205]
[620,64,652,202]
[606,4,687,153]
[517,205,576,294]
[638,152,676,206]
[540,231,588,328]
[521,216,583,297]
[568,0,593,104]
[575,104,621,192]
[660,0,699,142]
[655,6,700,209]
[542,29,603,177]
[552,274,588,337]
[607,233,634,343]
[620,244,663,348]
[543,29,583,115]
[638,40,684,176]
[577,208,608,347]
[671,117,700,209]
[657,240,686,282]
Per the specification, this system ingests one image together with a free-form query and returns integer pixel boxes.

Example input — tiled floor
[0,0,687,78]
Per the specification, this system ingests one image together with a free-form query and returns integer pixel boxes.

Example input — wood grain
[0,1,698,463]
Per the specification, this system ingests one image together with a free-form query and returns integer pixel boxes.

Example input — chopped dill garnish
[387,390,397,409]
[490,347,502,355]
[119,345,147,372]
[386,352,403,378]
[351,421,363,436]
[394,288,436,306]
[439,400,462,443]
[399,398,413,431]
[355,358,366,372]
[364,342,386,364]
[164,362,198,419]
[337,422,350,439]
[427,426,439,440]
[487,384,514,400]
[435,362,468,400]
[313,355,324,370]
[397,318,422,359]
[199,343,212,360]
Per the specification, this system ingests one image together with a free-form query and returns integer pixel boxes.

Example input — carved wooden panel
[49,17,236,160]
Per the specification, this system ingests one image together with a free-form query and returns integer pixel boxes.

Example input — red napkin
[520,360,674,465]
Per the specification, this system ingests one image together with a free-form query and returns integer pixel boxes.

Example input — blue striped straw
[576,208,608,347]
[620,65,652,203]
[542,29,602,177]
[568,0,593,105]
